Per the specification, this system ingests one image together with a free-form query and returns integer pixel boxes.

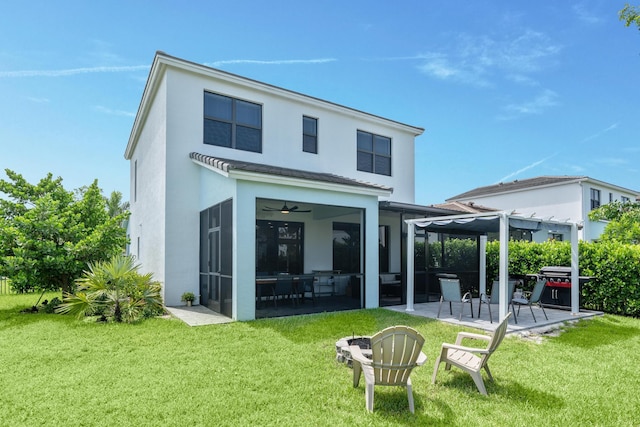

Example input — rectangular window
[357,130,391,176]
[204,92,262,153]
[134,160,137,203]
[590,188,601,210]
[303,116,318,153]
[622,196,630,203]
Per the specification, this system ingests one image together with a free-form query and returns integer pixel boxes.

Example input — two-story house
[124,52,449,321]
[447,176,639,242]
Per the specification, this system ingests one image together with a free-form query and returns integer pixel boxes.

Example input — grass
[1,293,639,426]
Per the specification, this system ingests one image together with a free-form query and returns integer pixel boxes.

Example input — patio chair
[437,278,473,320]
[477,280,517,323]
[272,276,294,308]
[432,312,511,395]
[512,279,548,322]
[350,325,427,413]
[299,275,315,305]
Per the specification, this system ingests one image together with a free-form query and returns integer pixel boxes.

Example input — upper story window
[204,92,262,153]
[590,188,601,210]
[622,196,630,203]
[303,116,318,154]
[357,130,391,176]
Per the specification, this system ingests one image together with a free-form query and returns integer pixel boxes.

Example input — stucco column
[405,222,415,312]
[364,205,379,309]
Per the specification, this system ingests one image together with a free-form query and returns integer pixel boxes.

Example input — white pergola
[404,211,581,320]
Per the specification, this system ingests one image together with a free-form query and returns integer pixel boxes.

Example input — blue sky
[1,0,638,205]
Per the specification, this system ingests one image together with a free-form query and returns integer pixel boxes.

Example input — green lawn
[1,293,639,426]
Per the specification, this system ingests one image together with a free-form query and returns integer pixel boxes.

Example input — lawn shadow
[371,393,457,426]
[0,306,69,331]
[434,374,564,411]
[247,308,435,345]
[551,316,639,349]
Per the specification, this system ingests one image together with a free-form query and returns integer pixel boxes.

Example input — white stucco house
[447,176,639,242]
[124,51,455,321]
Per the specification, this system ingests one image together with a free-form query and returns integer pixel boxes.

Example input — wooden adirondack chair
[432,312,511,395]
[350,325,427,413]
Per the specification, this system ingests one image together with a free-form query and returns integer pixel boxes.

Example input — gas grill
[534,266,592,309]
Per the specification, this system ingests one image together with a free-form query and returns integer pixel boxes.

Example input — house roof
[431,201,498,214]
[190,152,393,194]
[447,175,640,201]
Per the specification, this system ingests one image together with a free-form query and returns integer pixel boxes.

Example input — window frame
[203,91,263,153]
[356,130,392,176]
[590,188,601,210]
[302,115,318,154]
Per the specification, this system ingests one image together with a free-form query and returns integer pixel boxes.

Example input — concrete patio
[165,305,233,326]
[385,299,603,335]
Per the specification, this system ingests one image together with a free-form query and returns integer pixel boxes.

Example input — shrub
[56,255,163,323]
[486,240,640,317]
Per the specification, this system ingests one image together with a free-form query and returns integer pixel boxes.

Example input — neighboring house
[447,176,640,242]
[124,52,452,320]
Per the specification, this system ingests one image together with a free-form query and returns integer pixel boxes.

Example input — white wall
[128,74,168,297]
[158,66,417,203]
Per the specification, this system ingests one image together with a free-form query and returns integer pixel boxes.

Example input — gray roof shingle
[447,176,587,200]
[190,152,393,192]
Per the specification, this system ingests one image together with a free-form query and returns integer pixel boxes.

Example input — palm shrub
[56,255,163,323]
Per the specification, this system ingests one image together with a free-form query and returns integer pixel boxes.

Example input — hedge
[486,240,640,317]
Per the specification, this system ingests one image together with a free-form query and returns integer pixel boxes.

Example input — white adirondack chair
[350,325,427,413]
[432,312,511,395]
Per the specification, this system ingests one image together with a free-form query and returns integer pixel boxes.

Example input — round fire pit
[335,336,371,367]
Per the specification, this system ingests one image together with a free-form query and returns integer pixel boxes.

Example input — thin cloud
[594,157,628,167]
[581,122,619,143]
[416,30,561,87]
[573,4,603,25]
[0,65,149,78]
[497,89,559,120]
[205,58,337,67]
[497,154,557,183]
[27,96,50,103]
[94,106,136,118]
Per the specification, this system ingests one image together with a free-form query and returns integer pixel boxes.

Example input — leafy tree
[589,200,640,244]
[0,170,129,293]
[620,4,640,30]
[56,255,163,323]
[105,190,130,218]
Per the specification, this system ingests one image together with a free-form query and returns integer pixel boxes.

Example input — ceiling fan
[262,202,311,214]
